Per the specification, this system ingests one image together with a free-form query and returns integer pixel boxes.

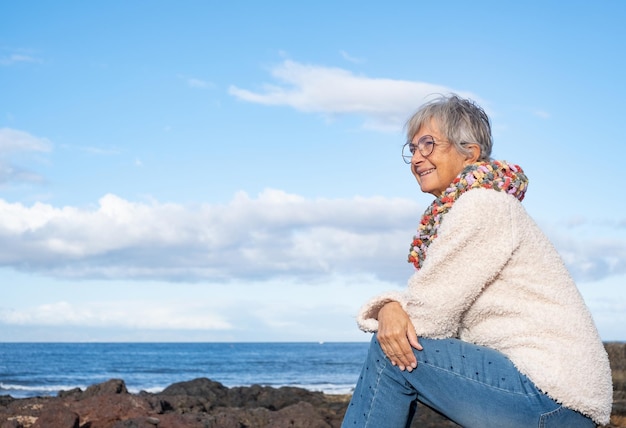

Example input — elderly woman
[342,95,612,427]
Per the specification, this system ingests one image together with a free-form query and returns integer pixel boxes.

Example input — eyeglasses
[402,135,447,163]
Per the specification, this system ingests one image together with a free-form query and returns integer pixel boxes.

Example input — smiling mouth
[418,168,435,177]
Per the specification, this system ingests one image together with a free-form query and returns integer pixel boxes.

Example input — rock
[266,401,332,428]
[160,377,227,398]
[82,378,129,398]
[607,343,626,396]
[110,416,161,428]
[228,384,326,410]
[158,377,229,412]
[0,419,21,428]
[70,393,153,428]
[607,342,626,428]
[31,405,79,428]
[57,388,83,399]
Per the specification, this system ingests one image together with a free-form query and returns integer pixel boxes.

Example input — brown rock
[606,342,626,428]
[110,416,160,428]
[70,394,153,428]
[83,378,129,398]
[31,405,79,428]
[0,420,21,428]
[266,401,331,428]
[157,377,226,412]
[228,384,326,410]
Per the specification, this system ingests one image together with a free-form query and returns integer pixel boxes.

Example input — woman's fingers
[407,322,423,352]
[377,302,419,371]
[378,333,415,371]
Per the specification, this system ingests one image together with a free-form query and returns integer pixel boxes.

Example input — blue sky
[1,1,625,342]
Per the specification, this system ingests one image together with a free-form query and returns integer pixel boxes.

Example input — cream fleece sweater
[357,188,613,425]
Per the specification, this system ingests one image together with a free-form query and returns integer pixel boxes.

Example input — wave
[0,382,169,397]
[287,383,355,395]
[223,382,355,395]
[1,381,354,398]
[128,385,166,394]
[0,382,87,397]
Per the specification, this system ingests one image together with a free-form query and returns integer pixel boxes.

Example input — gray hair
[405,94,492,161]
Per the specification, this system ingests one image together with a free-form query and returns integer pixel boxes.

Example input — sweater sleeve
[357,189,520,337]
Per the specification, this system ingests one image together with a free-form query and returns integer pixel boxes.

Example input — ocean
[0,342,370,399]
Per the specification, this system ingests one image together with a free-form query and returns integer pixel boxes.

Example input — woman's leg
[342,336,595,428]
[342,335,418,428]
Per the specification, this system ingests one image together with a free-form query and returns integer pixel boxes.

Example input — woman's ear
[465,144,481,163]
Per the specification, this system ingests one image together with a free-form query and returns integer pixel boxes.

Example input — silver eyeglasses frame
[402,135,442,164]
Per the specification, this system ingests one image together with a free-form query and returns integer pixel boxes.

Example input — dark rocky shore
[1,342,624,428]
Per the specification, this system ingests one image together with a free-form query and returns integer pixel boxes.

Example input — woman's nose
[412,149,425,163]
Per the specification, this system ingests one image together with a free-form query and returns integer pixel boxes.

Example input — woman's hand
[377,301,422,372]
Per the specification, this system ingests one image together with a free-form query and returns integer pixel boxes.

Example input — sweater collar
[408,160,529,270]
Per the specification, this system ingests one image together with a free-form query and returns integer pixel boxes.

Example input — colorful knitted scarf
[408,160,529,270]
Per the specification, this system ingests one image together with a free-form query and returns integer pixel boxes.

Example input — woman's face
[410,119,475,196]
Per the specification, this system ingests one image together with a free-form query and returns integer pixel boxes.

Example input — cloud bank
[1,190,625,284]
[0,190,419,282]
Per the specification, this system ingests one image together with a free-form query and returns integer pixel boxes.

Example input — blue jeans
[342,336,595,428]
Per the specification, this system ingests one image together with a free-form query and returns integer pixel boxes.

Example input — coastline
[0,378,462,428]
[1,342,624,428]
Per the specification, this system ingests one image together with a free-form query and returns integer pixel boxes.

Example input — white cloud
[1,189,625,285]
[178,74,213,89]
[228,60,479,131]
[58,143,121,156]
[0,300,232,330]
[557,238,626,282]
[545,219,626,282]
[340,50,364,64]
[187,78,211,88]
[0,128,51,154]
[0,190,419,282]
[0,162,46,184]
[0,128,51,184]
